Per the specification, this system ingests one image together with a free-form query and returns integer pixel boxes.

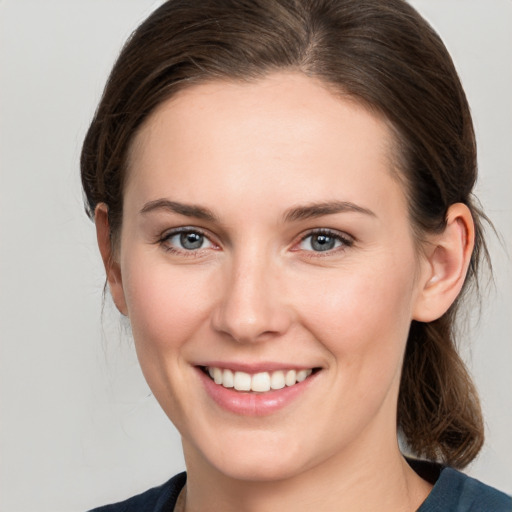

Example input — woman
[82,0,511,510]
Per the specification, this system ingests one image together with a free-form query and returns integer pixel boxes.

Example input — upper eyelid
[160,226,211,240]
[298,228,353,243]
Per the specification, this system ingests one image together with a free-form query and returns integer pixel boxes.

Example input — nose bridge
[212,244,291,343]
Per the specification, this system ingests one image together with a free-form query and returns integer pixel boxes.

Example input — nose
[211,251,293,344]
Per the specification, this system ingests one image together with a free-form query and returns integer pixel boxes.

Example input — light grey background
[0,1,510,511]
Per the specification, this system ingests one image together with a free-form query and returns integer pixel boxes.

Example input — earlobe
[413,203,474,322]
[95,204,128,316]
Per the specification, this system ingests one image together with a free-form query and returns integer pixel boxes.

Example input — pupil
[312,234,335,251]
[180,232,203,250]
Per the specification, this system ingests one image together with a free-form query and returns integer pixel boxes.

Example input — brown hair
[81,0,489,468]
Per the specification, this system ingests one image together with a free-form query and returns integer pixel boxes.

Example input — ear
[95,203,128,316]
[413,203,475,322]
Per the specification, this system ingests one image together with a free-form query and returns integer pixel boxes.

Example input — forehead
[125,72,405,220]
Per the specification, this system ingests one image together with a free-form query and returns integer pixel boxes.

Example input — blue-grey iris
[311,234,336,251]
[180,232,204,250]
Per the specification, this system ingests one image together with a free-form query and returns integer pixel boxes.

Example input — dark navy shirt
[88,465,511,511]
[417,467,510,511]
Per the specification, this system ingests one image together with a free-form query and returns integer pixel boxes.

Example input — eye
[297,230,352,253]
[161,228,215,253]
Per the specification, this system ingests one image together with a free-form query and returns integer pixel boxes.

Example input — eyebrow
[140,198,376,223]
[283,201,376,222]
[140,199,217,221]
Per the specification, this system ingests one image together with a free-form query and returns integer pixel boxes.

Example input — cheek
[119,255,220,431]
[121,256,214,357]
[299,256,417,370]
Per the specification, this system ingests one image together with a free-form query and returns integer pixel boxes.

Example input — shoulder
[87,472,186,512]
[418,466,511,512]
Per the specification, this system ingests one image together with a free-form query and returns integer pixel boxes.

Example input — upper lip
[195,361,319,373]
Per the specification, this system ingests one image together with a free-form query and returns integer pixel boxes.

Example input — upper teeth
[207,367,313,392]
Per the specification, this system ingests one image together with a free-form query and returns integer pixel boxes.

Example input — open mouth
[200,366,320,393]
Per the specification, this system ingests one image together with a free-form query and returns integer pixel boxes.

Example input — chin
[212,453,308,483]
[186,428,318,483]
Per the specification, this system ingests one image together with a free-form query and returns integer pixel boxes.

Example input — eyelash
[158,227,216,256]
[295,229,354,256]
[157,227,354,256]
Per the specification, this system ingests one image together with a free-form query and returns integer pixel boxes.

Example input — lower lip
[196,368,318,416]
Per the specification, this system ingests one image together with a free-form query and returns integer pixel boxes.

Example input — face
[112,73,431,482]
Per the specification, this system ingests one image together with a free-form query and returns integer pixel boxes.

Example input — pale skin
[96,72,475,512]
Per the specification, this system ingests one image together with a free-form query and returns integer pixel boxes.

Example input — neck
[182,428,432,512]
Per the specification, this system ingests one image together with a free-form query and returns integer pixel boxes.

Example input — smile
[197,364,321,416]
[205,366,314,392]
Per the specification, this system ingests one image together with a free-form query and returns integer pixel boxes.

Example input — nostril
[211,300,294,343]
